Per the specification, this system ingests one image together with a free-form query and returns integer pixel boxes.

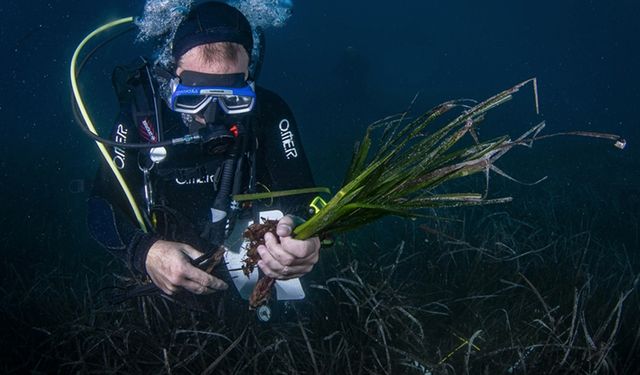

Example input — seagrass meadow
[1,0,639,374]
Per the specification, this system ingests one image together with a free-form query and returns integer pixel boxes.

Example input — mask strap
[153,65,176,81]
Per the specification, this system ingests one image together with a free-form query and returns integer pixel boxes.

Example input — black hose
[213,157,236,214]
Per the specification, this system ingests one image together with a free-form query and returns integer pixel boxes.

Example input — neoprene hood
[172,1,254,61]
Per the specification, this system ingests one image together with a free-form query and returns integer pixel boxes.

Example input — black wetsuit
[87,60,315,278]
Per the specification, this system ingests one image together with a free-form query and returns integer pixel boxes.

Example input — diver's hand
[257,216,321,280]
[145,240,228,295]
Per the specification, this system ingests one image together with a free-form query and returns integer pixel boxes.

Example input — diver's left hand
[257,215,321,280]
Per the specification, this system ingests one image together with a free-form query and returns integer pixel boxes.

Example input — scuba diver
[86,1,322,314]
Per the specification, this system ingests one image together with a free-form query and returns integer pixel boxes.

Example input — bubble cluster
[135,0,294,76]
[229,0,293,29]
[135,0,194,42]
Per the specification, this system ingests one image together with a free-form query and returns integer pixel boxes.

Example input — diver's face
[176,43,250,124]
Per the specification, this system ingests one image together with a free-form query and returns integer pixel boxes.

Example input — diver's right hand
[145,240,228,296]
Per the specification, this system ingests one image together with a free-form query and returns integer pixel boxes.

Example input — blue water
[1,0,639,371]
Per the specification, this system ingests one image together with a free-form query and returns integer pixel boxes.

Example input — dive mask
[169,71,256,115]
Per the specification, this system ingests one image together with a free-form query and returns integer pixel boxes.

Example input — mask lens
[174,95,212,113]
[220,95,254,114]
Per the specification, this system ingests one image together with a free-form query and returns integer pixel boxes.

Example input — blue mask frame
[169,78,256,115]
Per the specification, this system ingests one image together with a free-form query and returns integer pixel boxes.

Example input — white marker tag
[224,210,306,301]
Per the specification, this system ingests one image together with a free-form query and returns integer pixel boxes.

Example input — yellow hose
[70,17,149,232]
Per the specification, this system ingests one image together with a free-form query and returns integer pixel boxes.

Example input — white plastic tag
[224,210,306,301]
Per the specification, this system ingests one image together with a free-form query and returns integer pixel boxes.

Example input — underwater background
[1,0,639,373]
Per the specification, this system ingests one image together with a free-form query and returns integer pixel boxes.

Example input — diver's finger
[297,248,320,269]
[279,235,320,260]
[181,279,219,295]
[258,257,308,279]
[264,232,294,266]
[279,264,311,279]
[257,245,310,279]
[186,269,228,291]
[156,278,179,295]
[180,244,204,260]
[281,250,318,278]
[257,244,281,271]
[183,265,228,291]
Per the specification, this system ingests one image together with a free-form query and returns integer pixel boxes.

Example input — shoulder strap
[112,57,163,144]
[111,57,148,104]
